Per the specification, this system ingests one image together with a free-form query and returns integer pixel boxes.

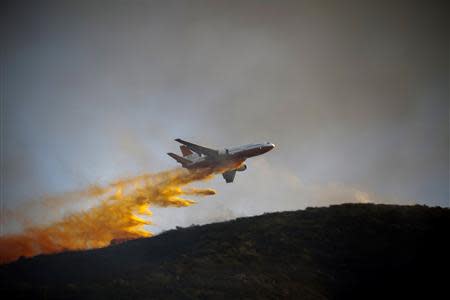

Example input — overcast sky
[2,0,449,233]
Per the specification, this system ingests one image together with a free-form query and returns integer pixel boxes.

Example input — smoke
[0,164,238,265]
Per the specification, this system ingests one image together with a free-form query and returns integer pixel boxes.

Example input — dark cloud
[2,0,448,232]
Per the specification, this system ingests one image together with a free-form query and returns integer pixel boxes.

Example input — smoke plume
[0,165,237,264]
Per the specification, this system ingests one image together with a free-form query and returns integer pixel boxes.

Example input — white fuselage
[184,142,275,169]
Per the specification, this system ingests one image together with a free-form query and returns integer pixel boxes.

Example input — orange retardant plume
[0,164,240,265]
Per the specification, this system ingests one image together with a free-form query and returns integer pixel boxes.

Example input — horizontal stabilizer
[167,152,191,166]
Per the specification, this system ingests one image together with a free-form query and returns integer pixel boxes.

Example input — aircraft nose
[266,143,275,150]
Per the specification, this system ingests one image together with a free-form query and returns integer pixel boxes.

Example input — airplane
[167,139,275,183]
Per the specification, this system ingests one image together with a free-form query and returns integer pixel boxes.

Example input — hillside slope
[1,203,449,299]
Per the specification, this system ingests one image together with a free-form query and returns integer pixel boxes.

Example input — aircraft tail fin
[167,152,191,166]
[180,145,194,157]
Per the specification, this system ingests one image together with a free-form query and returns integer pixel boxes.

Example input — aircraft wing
[222,170,236,183]
[175,139,219,157]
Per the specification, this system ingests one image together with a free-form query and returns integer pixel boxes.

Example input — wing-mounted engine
[222,170,236,183]
[236,164,247,172]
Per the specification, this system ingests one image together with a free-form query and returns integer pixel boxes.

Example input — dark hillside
[1,203,449,299]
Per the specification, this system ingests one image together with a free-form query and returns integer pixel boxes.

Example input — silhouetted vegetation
[1,203,449,299]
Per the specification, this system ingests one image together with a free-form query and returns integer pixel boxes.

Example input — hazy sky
[2,0,449,233]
